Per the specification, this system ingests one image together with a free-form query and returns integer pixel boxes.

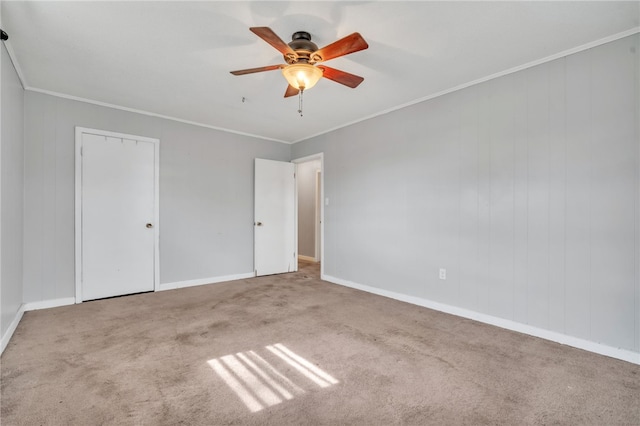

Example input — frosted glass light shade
[281,64,323,91]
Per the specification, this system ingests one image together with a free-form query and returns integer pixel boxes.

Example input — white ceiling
[2,1,639,143]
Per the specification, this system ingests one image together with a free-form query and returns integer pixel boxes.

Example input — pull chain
[298,89,304,117]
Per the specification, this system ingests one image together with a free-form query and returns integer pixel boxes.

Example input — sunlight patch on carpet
[208,343,338,413]
[266,343,339,387]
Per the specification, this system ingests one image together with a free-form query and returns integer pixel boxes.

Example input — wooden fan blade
[313,32,368,63]
[250,27,297,58]
[230,64,283,75]
[284,85,300,98]
[317,66,364,88]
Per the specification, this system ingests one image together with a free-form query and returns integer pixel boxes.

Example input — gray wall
[297,159,320,258]
[23,92,290,303]
[292,34,640,353]
[1,44,25,337]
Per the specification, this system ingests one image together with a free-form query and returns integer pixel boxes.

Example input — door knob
[256,222,263,226]
[146,223,153,228]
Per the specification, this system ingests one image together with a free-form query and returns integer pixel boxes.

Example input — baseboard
[24,297,76,311]
[1,304,26,355]
[298,255,317,263]
[323,275,640,366]
[2,275,257,355]
[159,271,255,291]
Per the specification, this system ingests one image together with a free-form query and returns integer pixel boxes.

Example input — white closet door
[79,131,157,301]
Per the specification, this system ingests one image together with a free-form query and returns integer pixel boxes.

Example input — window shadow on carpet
[208,343,338,413]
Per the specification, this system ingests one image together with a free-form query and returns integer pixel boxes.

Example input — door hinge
[80,146,83,156]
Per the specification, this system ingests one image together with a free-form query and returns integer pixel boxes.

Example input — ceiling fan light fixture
[282,63,323,91]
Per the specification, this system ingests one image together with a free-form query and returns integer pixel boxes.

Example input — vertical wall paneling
[0,43,24,339]
[588,37,637,349]
[55,115,75,300]
[636,35,640,355]
[512,71,529,325]
[0,32,3,336]
[410,105,439,297]
[433,93,461,304]
[22,92,290,303]
[476,82,492,313]
[488,75,516,321]
[457,87,480,311]
[292,34,640,356]
[42,101,57,300]
[563,49,592,341]
[525,62,551,330]
[547,57,567,333]
[23,94,56,302]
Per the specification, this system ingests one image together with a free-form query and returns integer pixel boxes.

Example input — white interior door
[254,158,296,276]
[76,129,159,301]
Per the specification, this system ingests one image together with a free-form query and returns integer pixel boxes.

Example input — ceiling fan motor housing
[286,31,320,64]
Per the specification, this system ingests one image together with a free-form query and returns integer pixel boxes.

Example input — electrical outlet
[439,268,446,280]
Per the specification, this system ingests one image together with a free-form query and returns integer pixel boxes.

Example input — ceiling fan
[230,27,368,98]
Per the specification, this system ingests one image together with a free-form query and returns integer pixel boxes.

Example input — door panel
[81,133,156,300]
[254,158,296,276]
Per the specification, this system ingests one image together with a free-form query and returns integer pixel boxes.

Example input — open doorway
[293,154,323,275]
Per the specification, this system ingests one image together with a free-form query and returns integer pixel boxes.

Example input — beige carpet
[2,262,639,425]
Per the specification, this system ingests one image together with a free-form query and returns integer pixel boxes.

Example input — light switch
[325,198,329,206]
